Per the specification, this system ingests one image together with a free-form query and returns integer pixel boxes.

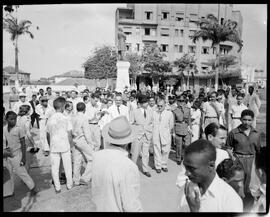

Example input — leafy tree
[125,52,142,78]
[190,14,243,91]
[174,53,196,89]
[3,12,37,85]
[205,54,237,71]
[141,43,172,76]
[83,45,117,79]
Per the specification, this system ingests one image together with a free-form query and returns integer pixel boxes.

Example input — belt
[176,121,187,124]
[89,123,98,125]
[232,117,241,119]
[205,116,218,119]
[235,153,254,158]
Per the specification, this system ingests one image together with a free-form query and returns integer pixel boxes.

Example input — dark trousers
[175,134,191,162]
[235,154,254,194]
[31,113,40,129]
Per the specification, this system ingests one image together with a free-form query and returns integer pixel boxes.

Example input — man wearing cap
[12,93,33,115]
[130,94,153,177]
[91,116,143,212]
[36,96,55,154]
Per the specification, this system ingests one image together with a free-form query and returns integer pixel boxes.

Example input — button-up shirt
[229,103,248,118]
[3,125,25,153]
[72,112,92,145]
[12,100,33,115]
[91,147,143,212]
[244,93,261,117]
[46,112,72,153]
[85,103,101,124]
[35,104,55,122]
[226,125,261,155]
[107,104,129,122]
[177,173,243,212]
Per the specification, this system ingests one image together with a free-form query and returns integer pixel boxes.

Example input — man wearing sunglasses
[172,94,192,165]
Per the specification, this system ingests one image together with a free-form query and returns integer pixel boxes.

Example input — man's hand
[185,180,201,212]
[20,156,26,166]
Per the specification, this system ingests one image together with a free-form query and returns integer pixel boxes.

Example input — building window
[135,27,140,35]
[175,29,179,37]
[124,31,132,35]
[126,44,131,51]
[221,18,224,25]
[145,11,153,20]
[189,30,196,37]
[179,45,183,53]
[180,29,184,37]
[161,28,169,36]
[145,28,150,35]
[212,47,216,54]
[201,47,209,54]
[151,29,156,36]
[136,43,140,51]
[201,16,205,19]
[162,12,169,20]
[188,46,196,53]
[174,45,178,52]
[175,12,184,22]
[161,44,169,52]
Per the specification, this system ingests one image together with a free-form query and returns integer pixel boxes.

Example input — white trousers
[39,119,50,151]
[89,124,101,151]
[131,135,150,172]
[8,149,35,191]
[50,151,72,191]
[73,138,94,184]
[153,137,171,170]
[191,124,200,142]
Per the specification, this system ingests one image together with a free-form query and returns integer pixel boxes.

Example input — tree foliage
[205,55,238,70]
[173,53,196,74]
[125,52,142,77]
[141,43,172,76]
[190,14,243,52]
[83,45,117,79]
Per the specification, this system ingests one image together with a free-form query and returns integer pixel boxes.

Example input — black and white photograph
[2,3,267,213]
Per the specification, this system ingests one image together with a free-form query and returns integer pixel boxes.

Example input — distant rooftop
[49,70,84,79]
[3,66,30,75]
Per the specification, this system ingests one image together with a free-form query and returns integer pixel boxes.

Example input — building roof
[50,70,84,79]
[3,66,31,75]
[55,78,108,87]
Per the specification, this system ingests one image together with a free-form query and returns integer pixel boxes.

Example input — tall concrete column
[115,61,130,92]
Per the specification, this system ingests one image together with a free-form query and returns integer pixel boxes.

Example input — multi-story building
[3,66,31,86]
[115,4,243,75]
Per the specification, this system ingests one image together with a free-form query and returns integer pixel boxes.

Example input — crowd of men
[3,84,266,212]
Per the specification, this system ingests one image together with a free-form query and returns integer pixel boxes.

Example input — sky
[3,4,267,80]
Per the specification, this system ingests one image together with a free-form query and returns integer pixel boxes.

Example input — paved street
[3,93,266,212]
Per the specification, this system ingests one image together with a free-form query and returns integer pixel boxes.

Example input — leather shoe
[143,171,151,177]
[156,169,161,173]
[79,179,89,185]
[55,189,61,194]
[177,160,181,165]
[162,168,168,172]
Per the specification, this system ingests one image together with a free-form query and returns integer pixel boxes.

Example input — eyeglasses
[157,105,163,108]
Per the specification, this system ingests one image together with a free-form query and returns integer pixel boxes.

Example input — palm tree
[174,53,196,90]
[190,14,243,91]
[3,13,35,86]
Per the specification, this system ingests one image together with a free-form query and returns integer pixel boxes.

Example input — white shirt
[12,100,33,115]
[46,112,72,153]
[177,173,243,212]
[191,108,201,125]
[229,103,248,118]
[107,104,129,122]
[91,147,142,212]
[35,104,55,122]
[85,103,101,123]
[215,148,230,166]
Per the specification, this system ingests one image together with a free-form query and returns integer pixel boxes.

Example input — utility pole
[215,4,221,91]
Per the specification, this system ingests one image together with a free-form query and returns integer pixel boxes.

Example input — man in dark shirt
[29,94,40,128]
[226,109,261,209]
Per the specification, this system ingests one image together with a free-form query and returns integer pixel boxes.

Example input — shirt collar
[236,125,258,133]
[204,173,220,198]
[107,144,129,157]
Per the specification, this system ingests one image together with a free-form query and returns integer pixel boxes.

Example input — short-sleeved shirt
[229,103,248,118]
[3,125,25,153]
[46,112,72,153]
[9,93,19,102]
[226,125,261,155]
[202,101,219,117]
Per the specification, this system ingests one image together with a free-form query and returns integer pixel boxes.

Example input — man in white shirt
[228,93,248,131]
[91,116,142,212]
[244,86,261,128]
[69,90,82,115]
[12,93,33,115]
[107,94,129,122]
[86,93,102,151]
[152,98,174,173]
[178,139,243,212]
[204,123,230,166]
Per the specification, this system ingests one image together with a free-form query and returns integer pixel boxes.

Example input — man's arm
[46,132,50,147]
[20,137,26,165]
[83,119,94,147]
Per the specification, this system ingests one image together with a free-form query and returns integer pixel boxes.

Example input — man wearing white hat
[12,93,33,115]
[91,116,143,212]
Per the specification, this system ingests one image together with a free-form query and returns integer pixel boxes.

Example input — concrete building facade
[115,4,243,75]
